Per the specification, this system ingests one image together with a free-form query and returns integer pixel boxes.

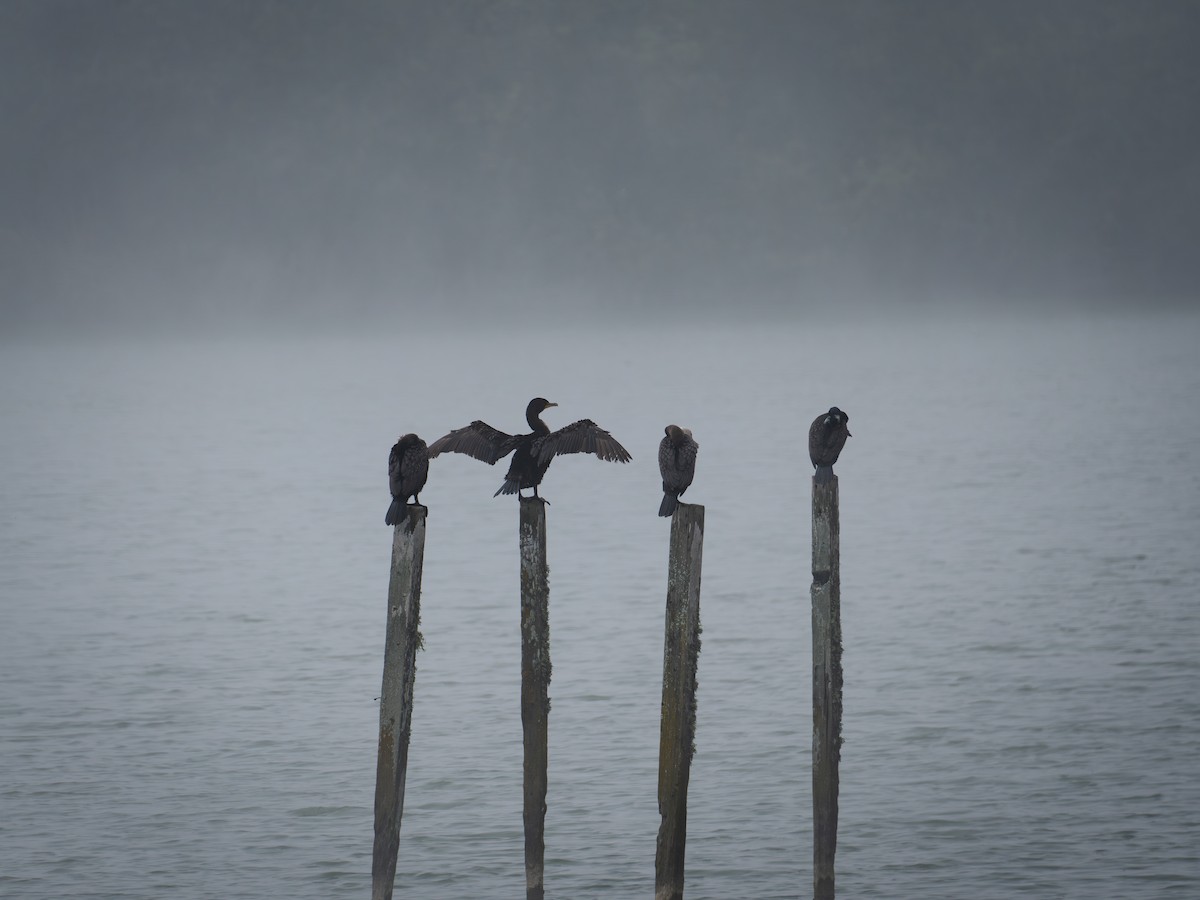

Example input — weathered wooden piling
[372,505,427,900]
[810,472,842,900]
[656,502,705,900]
[519,499,551,900]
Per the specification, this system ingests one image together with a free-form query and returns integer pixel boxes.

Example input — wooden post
[811,473,842,900]
[656,503,705,900]
[372,506,427,900]
[519,499,551,900]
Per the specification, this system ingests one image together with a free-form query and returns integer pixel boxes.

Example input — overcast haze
[4,6,1200,895]
[3,0,1199,335]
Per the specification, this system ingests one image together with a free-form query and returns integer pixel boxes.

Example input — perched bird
[385,433,430,528]
[658,424,699,517]
[427,397,631,500]
[808,407,851,473]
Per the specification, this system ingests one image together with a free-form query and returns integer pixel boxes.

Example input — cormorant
[427,397,631,500]
[385,433,430,528]
[658,424,698,517]
[808,407,851,473]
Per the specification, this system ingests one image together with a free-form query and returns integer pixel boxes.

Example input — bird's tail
[385,499,402,526]
[659,492,678,517]
[494,478,521,497]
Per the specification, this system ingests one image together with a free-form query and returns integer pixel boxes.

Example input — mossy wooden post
[372,506,427,900]
[656,502,704,900]
[811,471,842,900]
[520,499,551,900]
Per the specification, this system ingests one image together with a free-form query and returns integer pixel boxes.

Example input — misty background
[3,0,1199,336]
[4,5,1200,897]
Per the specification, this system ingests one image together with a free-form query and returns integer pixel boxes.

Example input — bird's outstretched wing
[535,419,632,465]
[427,421,519,465]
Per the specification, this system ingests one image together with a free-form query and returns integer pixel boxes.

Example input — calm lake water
[2,314,1198,899]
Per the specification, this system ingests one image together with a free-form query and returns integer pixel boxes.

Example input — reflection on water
[1,314,1198,899]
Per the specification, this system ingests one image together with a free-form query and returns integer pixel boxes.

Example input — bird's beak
[546,402,559,408]
[846,429,852,437]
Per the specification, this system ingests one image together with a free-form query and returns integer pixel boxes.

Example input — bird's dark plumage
[808,407,851,473]
[658,424,698,517]
[385,433,430,528]
[427,398,631,500]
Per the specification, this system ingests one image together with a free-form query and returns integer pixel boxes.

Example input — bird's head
[824,407,851,436]
[529,398,558,415]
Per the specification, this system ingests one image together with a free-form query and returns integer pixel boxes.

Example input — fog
[3,1,1199,336]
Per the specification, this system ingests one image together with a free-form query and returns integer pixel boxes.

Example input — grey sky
[3,1,1198,335]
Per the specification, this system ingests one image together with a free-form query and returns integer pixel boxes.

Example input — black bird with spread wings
[427,397,631,500]
[385,433,430,528]
[658,424,699,517]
